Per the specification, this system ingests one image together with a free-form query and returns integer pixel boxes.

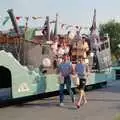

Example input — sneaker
[59,102,64,107]
[83,100,87,105]
[76,104,80,109]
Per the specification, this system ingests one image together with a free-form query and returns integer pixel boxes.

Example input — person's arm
[56,64,61,74]
[86,64,89,76]
[74,64,78,75]
[84,42,89,51]
[71,64,76,75]
[69,63,73,74]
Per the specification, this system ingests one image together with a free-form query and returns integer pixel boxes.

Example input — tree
[99,20,120,60]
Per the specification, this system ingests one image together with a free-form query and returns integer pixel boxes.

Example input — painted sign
[18,82,30,92]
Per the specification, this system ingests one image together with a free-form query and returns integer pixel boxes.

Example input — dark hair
[82,37,85,39]
[63,54,69,57]
[78,56,84,60]
[58,44,61,47]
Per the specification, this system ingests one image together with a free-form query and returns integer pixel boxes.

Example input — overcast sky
[0,0,120,33]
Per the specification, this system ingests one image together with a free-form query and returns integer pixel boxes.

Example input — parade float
[0,9,114,103]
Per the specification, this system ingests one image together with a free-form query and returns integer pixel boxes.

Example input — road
[0,80,120,120]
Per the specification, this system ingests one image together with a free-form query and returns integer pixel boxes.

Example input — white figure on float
[51,37,59,55]
[68,31,75,40]
[42,58,51,67]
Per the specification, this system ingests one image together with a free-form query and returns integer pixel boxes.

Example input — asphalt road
[0,80,120,120]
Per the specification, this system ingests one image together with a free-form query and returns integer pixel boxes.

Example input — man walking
[58,55,75,106]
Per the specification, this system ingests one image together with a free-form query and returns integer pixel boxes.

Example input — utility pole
[7,9,20,36]
[54,13,58,37]
[7,9,22,63]
[46,16,50,41]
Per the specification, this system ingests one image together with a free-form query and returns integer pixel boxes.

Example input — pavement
[0,80,120,120]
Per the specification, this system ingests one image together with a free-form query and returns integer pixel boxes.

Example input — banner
[2,16,9,26]
[32,16,42,20]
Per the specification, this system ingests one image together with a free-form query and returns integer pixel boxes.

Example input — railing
[0,35,23,44]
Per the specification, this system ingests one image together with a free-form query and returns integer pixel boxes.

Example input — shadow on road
[13,100,77,110]
[88,98,120,102]
[92,81,120,94]
[14,102,58,108]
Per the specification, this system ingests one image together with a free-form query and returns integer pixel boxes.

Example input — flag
[61,24,66,29]
[66,25,72,30]
[90,9,96,33]
[25,28,36,41]
[2,16,9,26]
[32,16,42,20]
[50,20,56,24]
[16,16,22,21]
[25,17,29,31]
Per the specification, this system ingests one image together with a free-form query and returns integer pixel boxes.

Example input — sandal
[75,103,80,109]
[84,101,87,105]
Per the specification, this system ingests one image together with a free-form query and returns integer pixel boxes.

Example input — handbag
[58,73,64,84]
[71,74,80,86]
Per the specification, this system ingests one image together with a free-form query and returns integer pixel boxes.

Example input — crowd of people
[51,35,90,67]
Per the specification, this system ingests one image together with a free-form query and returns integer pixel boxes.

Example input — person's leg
[76,89,83,108]
[83,91,87,104]
[76,79,84,108]
[59,83,65,105]
[65,76,75,103]
[74,75,81,94]
[82,79,87,104]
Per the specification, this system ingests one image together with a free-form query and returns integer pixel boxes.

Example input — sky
[0,0,120,34]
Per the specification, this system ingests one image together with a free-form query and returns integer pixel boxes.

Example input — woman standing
[75,57,89,108]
